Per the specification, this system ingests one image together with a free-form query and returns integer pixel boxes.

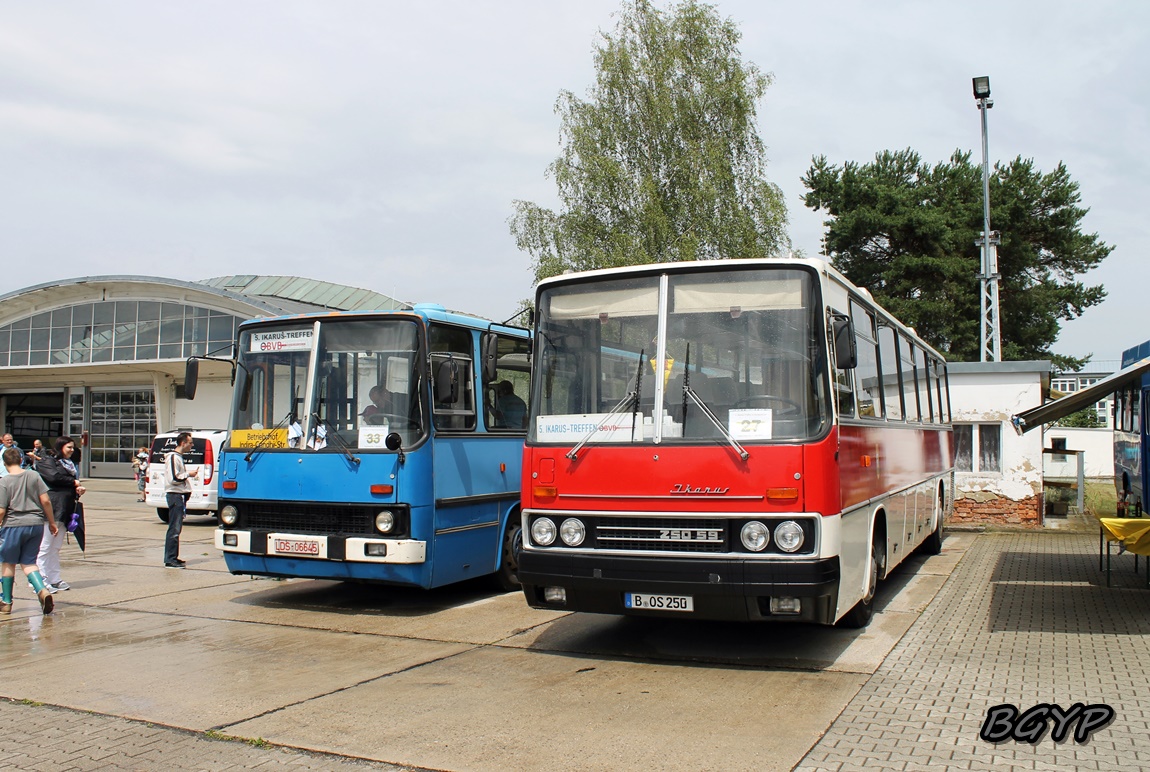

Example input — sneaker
[0,601,11,614]
[38,588,54,614]
[164,562,186,569]
[137,498,145,503]
[55,581,71,591]
[44,583,60,594]
[174,559,186,566]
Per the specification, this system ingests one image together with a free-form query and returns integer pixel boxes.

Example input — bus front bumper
[215,529,426,564]
[519,550,841,624]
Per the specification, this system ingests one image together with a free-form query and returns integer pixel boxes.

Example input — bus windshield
[530,267,830,444]
[233,318,424,450]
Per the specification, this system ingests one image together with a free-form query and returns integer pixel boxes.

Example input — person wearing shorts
[0,447,58,614]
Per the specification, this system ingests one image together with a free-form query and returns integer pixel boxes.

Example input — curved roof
[0,275,411,324]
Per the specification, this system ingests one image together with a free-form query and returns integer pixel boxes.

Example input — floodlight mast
[973,76,1001,362]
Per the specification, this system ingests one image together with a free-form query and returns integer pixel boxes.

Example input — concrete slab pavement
[17,479,1146,770]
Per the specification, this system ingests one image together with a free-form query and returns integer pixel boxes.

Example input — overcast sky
[2,1,1145,367]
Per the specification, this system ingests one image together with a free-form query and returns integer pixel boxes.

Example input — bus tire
[920,490,945,555]
[156,508,170,524]
[492,515,523,592]
[840,532,883,629]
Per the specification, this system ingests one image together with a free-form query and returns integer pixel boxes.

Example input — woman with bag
[0,447,58,614]
[35,436,85,593]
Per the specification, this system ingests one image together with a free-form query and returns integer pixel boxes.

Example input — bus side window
[429,324,476,431]
[850,300,883,419]
[483,334,531,432]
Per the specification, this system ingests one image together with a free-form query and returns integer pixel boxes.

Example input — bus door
[426,326,520,586]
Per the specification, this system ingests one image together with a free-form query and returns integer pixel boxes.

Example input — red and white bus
[518,258,953,626]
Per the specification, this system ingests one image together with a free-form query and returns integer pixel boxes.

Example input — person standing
[1,434,24,468]
[25,439,45,469]
[163,432,198,568]
[0,447,58,614]
[35,436,85,592]
[133,446,150,502]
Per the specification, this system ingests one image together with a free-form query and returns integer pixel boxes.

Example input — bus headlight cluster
[774,521,805,553]
[531,517,557,546]
[220,505,239,526]
[375,510,396,534]
[741,521,770,552]
[559,518,585,546]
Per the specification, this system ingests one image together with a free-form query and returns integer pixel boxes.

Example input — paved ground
[1,480,1148,770]
[797,529,1150,770]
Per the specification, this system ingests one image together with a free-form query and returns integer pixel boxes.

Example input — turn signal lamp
[766,487,799,501]
[533,485,558,499]
[370,484,394,495]
[222,480,238,491]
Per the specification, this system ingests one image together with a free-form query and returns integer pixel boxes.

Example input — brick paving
[797,532,1150,771]
[0,700,418,771]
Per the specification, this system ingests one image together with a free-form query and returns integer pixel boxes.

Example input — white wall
[949,366,1047,502]
[1044,426,1115,478]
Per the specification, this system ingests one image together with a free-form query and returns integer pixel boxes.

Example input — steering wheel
[365,413,419,430]
[732,394,803,417]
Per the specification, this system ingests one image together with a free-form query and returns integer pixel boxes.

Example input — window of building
[954,422,1002,473]
[0,300,243,367]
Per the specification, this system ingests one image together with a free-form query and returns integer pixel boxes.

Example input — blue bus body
[1115,339,1150,515]
[210,304,531,589]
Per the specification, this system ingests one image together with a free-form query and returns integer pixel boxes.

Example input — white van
[144,429,227,523]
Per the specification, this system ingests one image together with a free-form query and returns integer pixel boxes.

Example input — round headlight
[375,510,396,534]
[774,520,805,553]
[220,505,239,526]
[531,517,557,546]
[741,521,769,552]
[559,518,585,547]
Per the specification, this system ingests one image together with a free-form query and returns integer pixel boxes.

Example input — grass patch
[203,729,271,748]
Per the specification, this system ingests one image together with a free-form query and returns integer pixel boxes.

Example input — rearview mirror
[831,316,857,370]
[481,334,498,383]
[435,360,459,404]
[184,358,200,400]
[236,365,252,412]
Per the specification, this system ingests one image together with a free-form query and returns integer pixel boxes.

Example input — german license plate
[272,538,320,556]
[624,593,693,612]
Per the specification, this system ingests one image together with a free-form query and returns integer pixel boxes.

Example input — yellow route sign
[231,428,289,448]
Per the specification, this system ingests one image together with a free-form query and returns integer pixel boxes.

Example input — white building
[947,361,1050,526]
[0,275,406,479]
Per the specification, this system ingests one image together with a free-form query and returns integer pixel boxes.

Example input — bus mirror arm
[385,432,405,464]
[683,386,749,462]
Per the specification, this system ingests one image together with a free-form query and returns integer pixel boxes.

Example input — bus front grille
[238,502,378,537]
[594,516,728,553]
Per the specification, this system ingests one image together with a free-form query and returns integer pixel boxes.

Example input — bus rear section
[518,259,953,625]
[201,307,530,590]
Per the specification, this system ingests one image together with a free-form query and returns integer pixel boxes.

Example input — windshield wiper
[566,349,645,460]
[311,413,360,465]
[681,382,749,462]
[244,410,296,462]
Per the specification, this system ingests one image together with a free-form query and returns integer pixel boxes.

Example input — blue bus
[185,304,531,589]
[1115,339,1150,516]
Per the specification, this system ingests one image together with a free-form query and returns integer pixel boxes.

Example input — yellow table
[1099,518,1150,587]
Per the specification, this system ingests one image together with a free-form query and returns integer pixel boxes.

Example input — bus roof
[238,304,529,337]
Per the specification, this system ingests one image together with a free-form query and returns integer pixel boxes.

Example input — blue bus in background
[186,304,531,590]
[1115,339,1150,516]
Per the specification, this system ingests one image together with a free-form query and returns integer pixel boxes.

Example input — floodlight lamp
[972,76,991,100]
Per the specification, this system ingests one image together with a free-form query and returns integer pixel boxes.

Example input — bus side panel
[430,435,522,586]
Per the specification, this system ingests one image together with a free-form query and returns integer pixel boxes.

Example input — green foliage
[802,149,1112,368]
[1056,406,1106,428]
[511,0,789,284]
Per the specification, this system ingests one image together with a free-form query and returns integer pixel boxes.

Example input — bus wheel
[156,508,170,524]
[920,490,945,555]
[492,517,523,592]
[840,533,882,629]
